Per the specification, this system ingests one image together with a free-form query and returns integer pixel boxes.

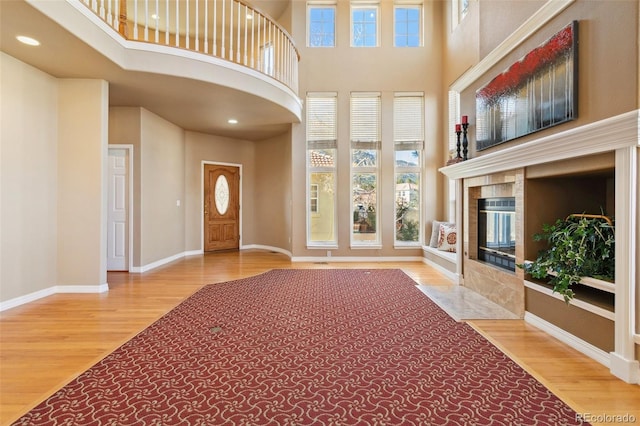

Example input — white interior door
[107,148,129,271]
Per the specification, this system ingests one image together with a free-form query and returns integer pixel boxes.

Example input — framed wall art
[475,21,578,151]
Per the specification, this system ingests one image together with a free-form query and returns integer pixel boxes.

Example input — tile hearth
[417,284,519,321]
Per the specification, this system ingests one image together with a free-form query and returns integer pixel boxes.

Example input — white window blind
[350,93,381,143]
[394,93,424,148]
[307,92,338,144]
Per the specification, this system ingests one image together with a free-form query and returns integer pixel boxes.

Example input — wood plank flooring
[1,250,638,425]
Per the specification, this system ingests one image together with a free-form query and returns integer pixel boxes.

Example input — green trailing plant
[518,214,615,303]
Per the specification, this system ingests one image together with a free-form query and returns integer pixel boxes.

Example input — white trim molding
[0,283,109,312]
[242,244,292,258]
[525,312,611,368]
[130,251,201,273]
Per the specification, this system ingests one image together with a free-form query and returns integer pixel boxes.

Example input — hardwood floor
[1,250,638,425]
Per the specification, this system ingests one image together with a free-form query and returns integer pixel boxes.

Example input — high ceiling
[0,0,299,141]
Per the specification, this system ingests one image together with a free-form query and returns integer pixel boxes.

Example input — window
[394,93,423,244]
[351,4,379,47]
[452,0,469,28]
[307,93,338,246]
[351,92,381,245]
[308,4,336,47]
[310,184,319,213]
[394,3,422,47]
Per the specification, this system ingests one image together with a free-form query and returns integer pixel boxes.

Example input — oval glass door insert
[214,175,230,215]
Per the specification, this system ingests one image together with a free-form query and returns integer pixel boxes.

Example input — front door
[204,164,240,251]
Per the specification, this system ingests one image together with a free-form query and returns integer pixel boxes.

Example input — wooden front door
[204,164,240,251]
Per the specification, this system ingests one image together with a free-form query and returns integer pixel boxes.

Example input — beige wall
[457,0,639,159]
[1,53,59,301]
[57,79,109,287]
[254,131,292,251]
[139,109,185,265]
[289,0,442,258]
[1,54,109,304]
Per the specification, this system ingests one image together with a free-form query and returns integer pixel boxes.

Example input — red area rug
[15,269,587,425]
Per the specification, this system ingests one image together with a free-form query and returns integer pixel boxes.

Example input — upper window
[308,4,336,47]
[452,0,469,28]
[351,4,379,47]
[394,4,422,47]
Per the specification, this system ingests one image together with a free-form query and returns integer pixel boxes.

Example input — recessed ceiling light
[16,35,40,46]
[246,14,253,20]
[228,119,238,124]
[151,14,160,20]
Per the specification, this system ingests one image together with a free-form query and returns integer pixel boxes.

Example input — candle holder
[462,122,469,161]
[455,129,462,160]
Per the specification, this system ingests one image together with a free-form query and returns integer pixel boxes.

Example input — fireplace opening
[478,197,516,271]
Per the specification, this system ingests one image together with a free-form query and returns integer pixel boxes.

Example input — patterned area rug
[15,269,587,425]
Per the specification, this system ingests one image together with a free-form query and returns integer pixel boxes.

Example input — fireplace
[478,197,516,272]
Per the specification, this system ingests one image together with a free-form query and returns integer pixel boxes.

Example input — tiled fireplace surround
[440,110,639,383]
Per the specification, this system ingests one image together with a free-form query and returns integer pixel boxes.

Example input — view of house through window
[308,4,336,47]
[394,93,424,244]
[351,93,381,245]
[307,93,338,245]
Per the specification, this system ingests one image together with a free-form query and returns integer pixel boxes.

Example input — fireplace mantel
[439,109,639,384]
[439,110,639,180]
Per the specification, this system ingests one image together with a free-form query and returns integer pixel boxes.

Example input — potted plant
[518,214,615,303]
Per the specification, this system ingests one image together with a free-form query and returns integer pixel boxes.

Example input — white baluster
[92,0,98,12]
[186,0,190,49]
[250,10,254,69]
[221,0,225,58]
[175,0,179,46]
[133,0,138,40]
[236,1,240,63]
[204,0,208,54]
[213,0,218,56]
[99,0,105,19]
[229,0,233,60]
[165,0,169,45]
[256,14,261,70]
[144,0,149,41]
[243,4,248,66]
[106,0,112,26]
[154,0,159,43]
[195,0,199,52]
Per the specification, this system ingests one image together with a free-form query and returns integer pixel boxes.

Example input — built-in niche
[523,152,615,352]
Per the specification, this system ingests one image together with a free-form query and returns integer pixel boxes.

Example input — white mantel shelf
[439,110,640,180]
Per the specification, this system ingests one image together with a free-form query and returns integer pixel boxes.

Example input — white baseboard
[609,352,640,384]
[291,255,423,262]
[422,257,459,283]
[0,282,109,312]
[241,244,292,258]
[130,252,189,273]
[524,312,611,368]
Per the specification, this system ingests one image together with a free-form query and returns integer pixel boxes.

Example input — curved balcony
[81,0,299,94]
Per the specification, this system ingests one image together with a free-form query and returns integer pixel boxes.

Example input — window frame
[350,3,380,47]
[393,2,423,47]
[393,92,424,246]
[306,92,339,248]
[307,2,337,48]
[350,92,382,247]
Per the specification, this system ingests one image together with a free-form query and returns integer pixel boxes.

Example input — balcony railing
[79,0,299,93]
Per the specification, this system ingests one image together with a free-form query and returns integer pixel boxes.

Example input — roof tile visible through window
[310,151,334,167]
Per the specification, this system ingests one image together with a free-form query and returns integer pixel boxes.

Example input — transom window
[394,4,422,47]
[351,4,379,47]
[308,4,336,47]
